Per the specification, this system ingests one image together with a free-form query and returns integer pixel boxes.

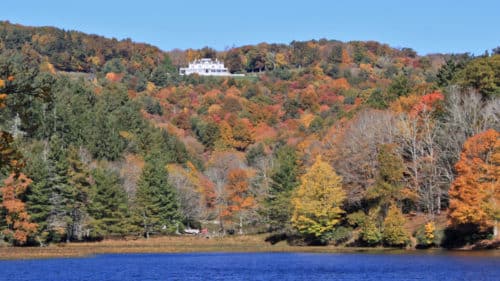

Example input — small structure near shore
[183,228,200,235]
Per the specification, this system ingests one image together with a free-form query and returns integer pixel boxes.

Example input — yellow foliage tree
[382,204,409,247]
[291,156,346,238]
[215,121,234,150]
[424,221,436,245]
[275,53,287,68]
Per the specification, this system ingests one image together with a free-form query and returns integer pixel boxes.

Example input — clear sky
[1,0,499,55]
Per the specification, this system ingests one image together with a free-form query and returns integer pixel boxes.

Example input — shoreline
[1,235,499,260]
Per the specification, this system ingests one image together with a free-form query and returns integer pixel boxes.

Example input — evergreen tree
[265,145,299,232]
[65,147,91,241]
[45,135,72,242]
[25,175,50,243]
[88,103,125,160]
[458,56,499,97]
[24,142,52,244]
[437,60,459,87]
[366,144,406,214]
[386,74,412,102]
[133,153,180,238]
[88,167,129,238]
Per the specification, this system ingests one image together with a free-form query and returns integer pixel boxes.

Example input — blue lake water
[1,251,499,281]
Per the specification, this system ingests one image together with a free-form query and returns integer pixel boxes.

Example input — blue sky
[1,0,499,55]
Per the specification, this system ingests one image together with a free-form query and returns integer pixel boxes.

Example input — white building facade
[179,58,243,76]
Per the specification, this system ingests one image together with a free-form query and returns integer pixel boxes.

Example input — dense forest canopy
[0,21,498,247]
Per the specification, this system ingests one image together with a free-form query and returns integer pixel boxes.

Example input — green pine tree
[366,143,406,214]
[66,147,92,241]
[24,142,52,244]
[88,167,129,239]
[133,153,180,238]
[45,135,72,242]
[265,145,300,232]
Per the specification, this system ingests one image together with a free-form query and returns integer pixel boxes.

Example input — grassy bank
[2,235,498,260]
[0,234,406,260]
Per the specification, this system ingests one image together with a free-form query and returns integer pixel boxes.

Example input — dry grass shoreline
[0,235,498,260]
[0,235,397,260]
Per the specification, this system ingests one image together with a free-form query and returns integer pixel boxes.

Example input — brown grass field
[0,234,405,260]
[1,234,498,260]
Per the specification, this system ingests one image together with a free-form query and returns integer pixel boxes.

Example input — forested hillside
[0,21,498,248]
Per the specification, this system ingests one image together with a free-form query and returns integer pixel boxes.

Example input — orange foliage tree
[222,168,254,234]
[1,173,37,245]
[448,129,499,238]
[0,78,6,109]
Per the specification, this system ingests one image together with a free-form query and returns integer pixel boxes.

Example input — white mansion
[179,58,244,76]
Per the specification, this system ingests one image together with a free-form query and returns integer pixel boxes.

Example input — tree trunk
[143,212,149,239]
[436,193,441,215]
[494,220,498,239]
[239,216,243,235]
[218,211,225,236]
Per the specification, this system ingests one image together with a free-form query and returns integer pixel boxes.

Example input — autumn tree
[205,151,245,233]
[200,46,217,59]
[330,109,398,208]
[397,92,446,214]
[448,129,499,238]
[231,119,254,151]
[0,131,24,174]
[415,221,438,247]
[290,41,320,68]
[167,162,213,227]
[328,45,343,64]
[223,169,254,234]
[382,204,409,247]
[291,156,345,240]
[360,214,382,246]
[215,121,235,150]
[0,78,6,109]
[225,49,244,73]
[438,88,499,192]
[0,173,37,245]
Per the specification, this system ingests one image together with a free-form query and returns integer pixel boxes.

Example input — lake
[1,251,499,281]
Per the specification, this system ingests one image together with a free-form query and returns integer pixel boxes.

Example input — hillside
[0,21,499,248]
